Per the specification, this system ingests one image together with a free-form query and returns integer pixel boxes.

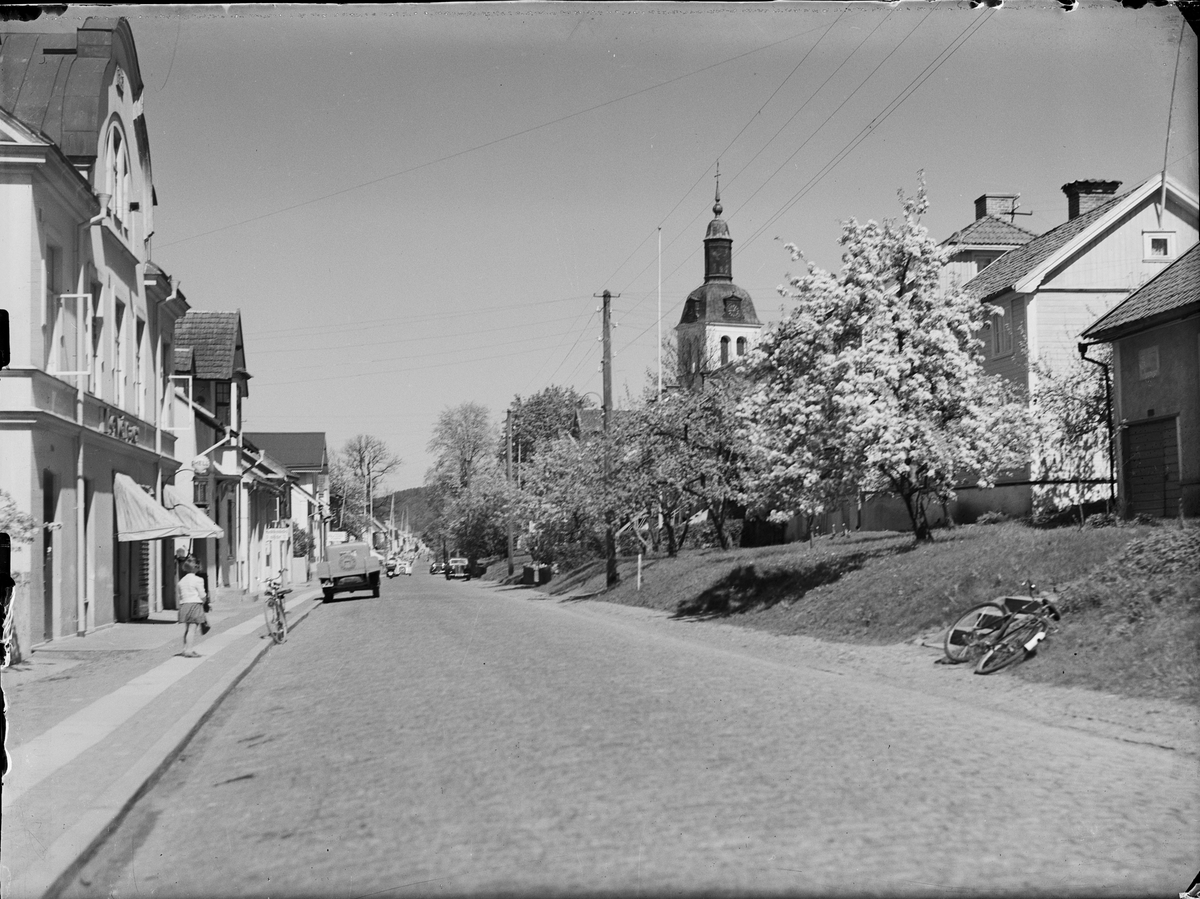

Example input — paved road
[64,571,1196,897]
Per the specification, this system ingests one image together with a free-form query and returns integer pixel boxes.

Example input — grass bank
[535,521,1199,705]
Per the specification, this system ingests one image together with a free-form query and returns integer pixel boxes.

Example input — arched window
[720,336,730,366]
[736,337,747,356]
[105,124,131,233]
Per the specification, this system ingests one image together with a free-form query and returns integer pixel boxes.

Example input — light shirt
[178,572,206,606]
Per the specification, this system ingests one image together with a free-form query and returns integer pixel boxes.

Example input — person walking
[177,556,209,658]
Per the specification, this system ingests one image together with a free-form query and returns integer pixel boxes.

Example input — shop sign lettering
[100,410,141,445]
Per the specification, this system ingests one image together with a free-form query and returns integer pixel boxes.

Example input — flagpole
[657,226,662,400]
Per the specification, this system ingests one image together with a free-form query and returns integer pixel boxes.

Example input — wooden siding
[981,293,1029,394]
[1040,197,1198,293]
[1032,290,1129,372]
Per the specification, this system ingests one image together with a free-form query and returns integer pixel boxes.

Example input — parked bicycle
[263,571,291,645]
[943,582,1062,675]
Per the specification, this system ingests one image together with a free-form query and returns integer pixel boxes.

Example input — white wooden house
[951,174,1199,520]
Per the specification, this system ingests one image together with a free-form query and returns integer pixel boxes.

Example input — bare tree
[341,435,402,530]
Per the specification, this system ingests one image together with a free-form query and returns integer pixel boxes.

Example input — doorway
[42,470,57,641]
[1123,418,1181,517]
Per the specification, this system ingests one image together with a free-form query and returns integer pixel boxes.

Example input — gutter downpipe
[1078,341,1116,510]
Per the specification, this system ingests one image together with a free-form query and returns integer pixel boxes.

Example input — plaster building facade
[0,19,193,656]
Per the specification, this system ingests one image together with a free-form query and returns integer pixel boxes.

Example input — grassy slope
[537,522,1199,705]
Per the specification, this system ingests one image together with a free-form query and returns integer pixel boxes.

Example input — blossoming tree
[739,181,1031,541]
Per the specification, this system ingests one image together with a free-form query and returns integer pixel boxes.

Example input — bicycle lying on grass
[943,582,1062,675]
[263,572,291,645]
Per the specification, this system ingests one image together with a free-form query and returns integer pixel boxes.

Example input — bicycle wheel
[272,601,288,644]
[975,622,1038,675]
[943,602,1007,663]
[263,602,279,642]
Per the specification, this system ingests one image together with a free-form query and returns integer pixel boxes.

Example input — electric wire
[155,23,831,252]
[535,12,850,395]
[738,9,996,254]
[613,5,909,342]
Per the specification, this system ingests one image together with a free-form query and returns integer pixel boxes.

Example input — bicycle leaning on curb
[943,582,1062,675]
[263,571,291,645]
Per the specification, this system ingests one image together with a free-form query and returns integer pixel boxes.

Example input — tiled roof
[963,191,1129,301]
[172,311,245,380]
[244,432,328,471]
[1083,243,1200,341]
[942,215,1038,249]
[173,347,194,373]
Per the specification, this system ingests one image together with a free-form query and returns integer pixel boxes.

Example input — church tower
[675,170,762,388]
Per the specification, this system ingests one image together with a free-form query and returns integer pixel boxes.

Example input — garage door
[1123,418,1180,517]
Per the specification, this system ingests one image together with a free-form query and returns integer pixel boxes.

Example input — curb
[35,591,321,899]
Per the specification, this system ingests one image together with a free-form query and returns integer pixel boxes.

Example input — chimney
[974,194,1019,220]
[1062,180,1121,220]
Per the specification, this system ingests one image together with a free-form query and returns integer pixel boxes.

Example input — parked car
[430,560,446,576]
[446,557,470,580]
[401,559,413,575]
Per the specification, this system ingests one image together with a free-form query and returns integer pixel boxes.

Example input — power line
[513,17,850,396]
[155,22,831,252]
[738,9,996,253]
[250,292,596,339]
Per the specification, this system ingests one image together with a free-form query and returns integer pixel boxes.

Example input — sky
[11,2,1199,490]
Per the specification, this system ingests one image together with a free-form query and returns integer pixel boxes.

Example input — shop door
[114,539,131,622]
[42,470,56,641]
[1124,418,1180,517]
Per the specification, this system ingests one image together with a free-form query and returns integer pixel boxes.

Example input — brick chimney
[1062,180,1121,220]
[974,194,1019,220]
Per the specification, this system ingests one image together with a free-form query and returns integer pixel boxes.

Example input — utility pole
[595,290,619,587]
[506,407,514,578]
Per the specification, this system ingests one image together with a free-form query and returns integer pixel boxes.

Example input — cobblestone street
[65,575,1198,897]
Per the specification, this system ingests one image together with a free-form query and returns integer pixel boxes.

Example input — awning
[162,485,225,539]
[113,473,189,542]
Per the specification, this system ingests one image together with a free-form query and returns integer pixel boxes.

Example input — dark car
[429,560,446,575]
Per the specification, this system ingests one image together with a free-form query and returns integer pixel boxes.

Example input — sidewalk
[1,586,323,899]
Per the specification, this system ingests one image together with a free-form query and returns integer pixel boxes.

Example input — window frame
[1142,231,1175,262]
[989,299,1014,359]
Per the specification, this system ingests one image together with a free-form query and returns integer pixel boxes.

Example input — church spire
[714,160,722,217]
[704,162,732,282]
